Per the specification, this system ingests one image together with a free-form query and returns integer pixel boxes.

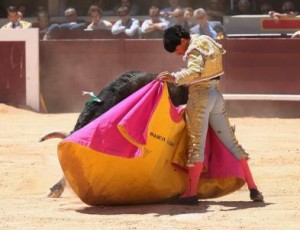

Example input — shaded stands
[39,38,300,117]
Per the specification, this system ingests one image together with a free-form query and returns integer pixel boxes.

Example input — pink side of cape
[65,80,163,158]
[65,80,244,180]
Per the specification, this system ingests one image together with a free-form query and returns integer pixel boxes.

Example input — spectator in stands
[141,6,169,38]
[113,0,139,16]
[190,8,218,39]
[1,6,31,29]
[85,5,112,31]
[36,5,47,14]
[36,10,51,39]
[268,1,298,21]
[92,0,114,16]
[168,7,190,31]
[18,3,28,18]
[206,0,225,23]
[259,2,273,14]
[44,7,86,40]
[231,0,255,15]
[160,0,182,18]
[63,7,86,26]
[184,7,196,29]
[111,6,140,38]
[291,30,300,38]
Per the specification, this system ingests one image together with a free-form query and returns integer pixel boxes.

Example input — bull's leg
[47,177,66,198]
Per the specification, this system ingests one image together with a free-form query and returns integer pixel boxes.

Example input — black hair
[163,25,191,53]
[88,5,103,16]
[7,6,18,14]
[117,6,129,16]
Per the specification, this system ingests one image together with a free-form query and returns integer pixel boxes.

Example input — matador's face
[175,38,190,56]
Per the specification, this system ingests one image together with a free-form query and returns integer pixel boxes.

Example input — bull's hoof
[250,189,264,202]
[47,178,66,198]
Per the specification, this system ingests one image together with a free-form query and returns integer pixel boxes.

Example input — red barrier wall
[0,42,26,106]
[40,39,183,113]
[37,38,300,117]
[222,38,300,94]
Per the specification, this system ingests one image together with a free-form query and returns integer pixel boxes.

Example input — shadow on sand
[74,200,272,216]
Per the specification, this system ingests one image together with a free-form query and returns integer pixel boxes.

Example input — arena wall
[1,30,300,117]
[39,38,300,117]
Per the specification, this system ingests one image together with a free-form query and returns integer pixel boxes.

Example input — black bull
[72,71,188,132]
[44,71,188,198]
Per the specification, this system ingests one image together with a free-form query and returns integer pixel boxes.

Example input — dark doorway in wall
[0,42,26,107]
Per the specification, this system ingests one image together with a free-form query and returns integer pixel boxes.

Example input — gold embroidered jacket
[172,34,226,86]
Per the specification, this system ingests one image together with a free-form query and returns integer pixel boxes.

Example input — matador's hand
[157,71,175,83]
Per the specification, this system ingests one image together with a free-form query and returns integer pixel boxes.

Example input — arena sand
[0,103,300,230]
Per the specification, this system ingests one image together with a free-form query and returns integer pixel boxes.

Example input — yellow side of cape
[58,84,244,206]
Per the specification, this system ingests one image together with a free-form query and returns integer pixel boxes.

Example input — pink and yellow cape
[58,80,245,206]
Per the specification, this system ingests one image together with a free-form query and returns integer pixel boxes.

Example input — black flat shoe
[250,189,264,202]
[169,195,199,205]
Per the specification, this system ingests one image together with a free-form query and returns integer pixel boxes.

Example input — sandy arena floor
[0,103,300,230]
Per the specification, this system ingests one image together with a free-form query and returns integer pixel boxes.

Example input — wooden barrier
[37,38,300,117]
[222,38,300,94]
[50,29,131,39]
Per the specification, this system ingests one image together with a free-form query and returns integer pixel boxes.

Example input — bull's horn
[39,131,68,142]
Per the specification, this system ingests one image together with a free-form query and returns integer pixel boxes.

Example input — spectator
[291,30,300,38]
[230,0,255,15]
[259,2,273,14]
[36,5,47,13]
[92,0,114,16]
[160,0,182,18]
[18,3,28,18]
[168,7,190,31]
[113,0,139,16]
[85,5,112,31]
[190,8,218,39]
[63,7,86,25]
[206,0,225,23]
[44,8,86,40]
[111,6,140,38]
[282,0,297,13]
[141,6,169,38]
[184,7,196,29]
[1,6,31,29]
[36,10,51,39]
[269,0,298,21]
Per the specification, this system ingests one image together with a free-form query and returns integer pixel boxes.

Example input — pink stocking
[240,158,257,189]
[181,162,203,198]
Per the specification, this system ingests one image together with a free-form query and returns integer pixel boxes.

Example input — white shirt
[86,19,112,31]
[111,18,140,37]
[1,20,32,29]
[141,18,169,33]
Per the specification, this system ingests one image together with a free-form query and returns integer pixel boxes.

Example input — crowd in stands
[1,0,299,40]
